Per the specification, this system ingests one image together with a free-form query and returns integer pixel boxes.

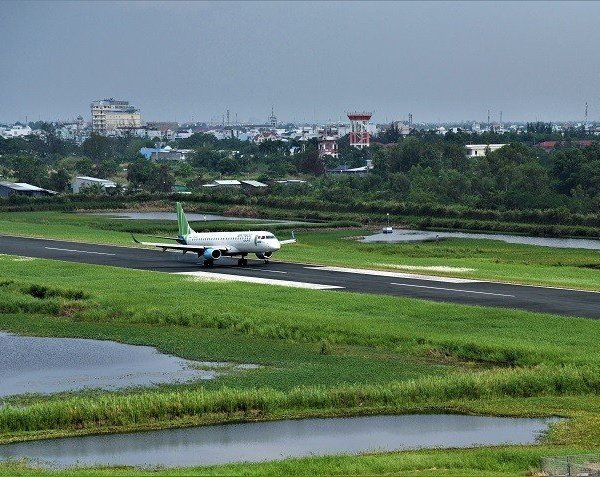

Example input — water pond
[87,211,310,225]
[0,414,559,469]
[362,229,600,250]
[0,332,254,397]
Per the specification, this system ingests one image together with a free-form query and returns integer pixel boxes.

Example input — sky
[2,1,600,124]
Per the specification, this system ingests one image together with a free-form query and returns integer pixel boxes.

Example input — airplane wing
[131,234,228,253]
[279,231,297,245]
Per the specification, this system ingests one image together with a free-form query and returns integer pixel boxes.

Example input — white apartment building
[465,144,507,157]
[91,98,142,135]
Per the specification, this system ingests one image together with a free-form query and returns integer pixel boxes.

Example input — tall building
[318,126,339,159]
[91,98,142,135]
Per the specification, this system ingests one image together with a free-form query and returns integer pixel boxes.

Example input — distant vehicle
[383,213,393,233]
[132,202,296,267]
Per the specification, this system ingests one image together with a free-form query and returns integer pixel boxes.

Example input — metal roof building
[0,182,57,198]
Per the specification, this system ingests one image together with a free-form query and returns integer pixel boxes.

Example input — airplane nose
[274,240,281,251]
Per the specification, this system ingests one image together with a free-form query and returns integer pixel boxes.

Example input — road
[0,235,598,319]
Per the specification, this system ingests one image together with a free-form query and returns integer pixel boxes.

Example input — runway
[0,235,598,319]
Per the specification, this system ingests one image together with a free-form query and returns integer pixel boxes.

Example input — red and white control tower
[347,112,372,149]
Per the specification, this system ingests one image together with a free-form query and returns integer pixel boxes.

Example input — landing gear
[203,260,214,268]
[264,260,270,264]
[237,258,248,267]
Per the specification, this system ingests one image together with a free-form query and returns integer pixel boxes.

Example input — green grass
[0,255,598,474]
[0,365,598,438]
[0,255,599,368]
[0,211,599,290]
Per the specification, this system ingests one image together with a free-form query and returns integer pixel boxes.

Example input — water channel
[0,414,559,469]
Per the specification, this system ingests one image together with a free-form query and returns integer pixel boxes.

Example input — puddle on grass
[0,332,256,397]
[362,229,600,250]
[0,414,560,469]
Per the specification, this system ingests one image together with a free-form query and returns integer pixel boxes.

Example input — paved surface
[0,235,598,319]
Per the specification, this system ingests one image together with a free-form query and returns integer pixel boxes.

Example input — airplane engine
[203,248,222,260]
[255,251,272,260]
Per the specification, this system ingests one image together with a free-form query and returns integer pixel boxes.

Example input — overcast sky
[2,1,600,124]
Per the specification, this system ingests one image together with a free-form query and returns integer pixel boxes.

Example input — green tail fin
[176,202,194,236]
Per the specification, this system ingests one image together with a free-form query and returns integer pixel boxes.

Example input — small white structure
[275,179,307,186]
[72,176,116,193]
[465,144,507,157]
[202,179,242,188]
[241,180,268,188]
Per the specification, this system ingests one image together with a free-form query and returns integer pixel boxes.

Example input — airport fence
[541,454,600,476]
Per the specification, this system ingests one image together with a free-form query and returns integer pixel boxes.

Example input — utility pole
[487,109,490,129]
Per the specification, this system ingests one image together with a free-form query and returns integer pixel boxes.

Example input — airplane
[132,202,296,267]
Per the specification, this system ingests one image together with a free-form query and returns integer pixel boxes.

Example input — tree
[74,157,94,175]
[82,134,113,164]
[147,164,174,193]
[11,155,47,185]
[190,146,219,169]
[47,168,71,192]
[97,159,120,178]
[127,158,155,188]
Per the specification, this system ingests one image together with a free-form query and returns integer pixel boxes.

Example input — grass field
[0,253,598,474]
[0,210,599,290]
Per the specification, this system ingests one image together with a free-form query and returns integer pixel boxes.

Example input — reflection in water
[0,414,559,469]
[362,229,600,250]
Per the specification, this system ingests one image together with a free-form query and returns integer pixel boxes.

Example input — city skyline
[3,1,600,124]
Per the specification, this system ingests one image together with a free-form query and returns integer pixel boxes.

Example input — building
[55,116,89,144]
[240,180,268,189]
[91,98,142,135]
[202,179,268,189]
[329,160,374,175]
[202,179,242,188]
[536,140,598,152]
[71,176,116,194]
[464,144,507,157]
[275,179,308,186]
[318,126,339,159]
[139,146,193,161]
[0,182,57,197]
[0,124,33,139]
[253,131,279,144]
[146,122,179,141]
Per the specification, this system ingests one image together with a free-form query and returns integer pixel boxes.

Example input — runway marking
[44,247,116,256]
[174,271,344,290]
[390,282,515,297]
[305,266,480,283]
[244,268,288,274]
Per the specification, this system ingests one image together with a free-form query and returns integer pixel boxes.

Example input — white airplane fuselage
[182,231,281,255]
[133,202,295,266]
